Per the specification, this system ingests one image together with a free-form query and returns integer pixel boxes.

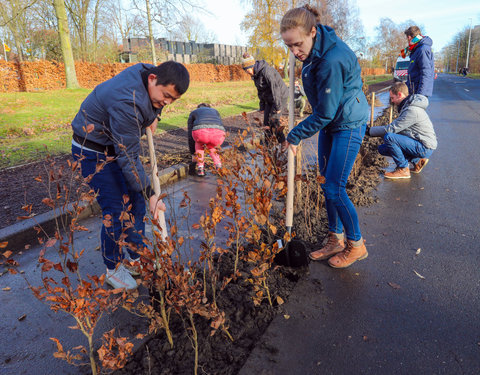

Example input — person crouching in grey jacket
[367,81,437,179]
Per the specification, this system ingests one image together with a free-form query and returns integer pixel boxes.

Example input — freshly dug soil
[0,105,393,375]
[117,252,305,375]
[0,111,262,230]
[114,107,393,375]
[0,80,392,230]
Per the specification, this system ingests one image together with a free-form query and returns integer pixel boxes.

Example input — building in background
[120,37,248,65]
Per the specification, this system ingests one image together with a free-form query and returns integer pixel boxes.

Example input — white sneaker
[105,264,138,290]
[124,253,141,276]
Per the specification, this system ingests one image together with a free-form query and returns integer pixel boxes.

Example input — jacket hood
[418,36,433,48]
[308,24,337,61]
[253,60,267,76]
[406,94,429,110]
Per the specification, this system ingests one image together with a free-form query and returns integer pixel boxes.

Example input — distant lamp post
[466,18,473,70]
[455,39,460,73]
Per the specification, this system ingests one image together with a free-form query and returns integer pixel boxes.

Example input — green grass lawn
[363,74,392,85]
[0,81,258,168]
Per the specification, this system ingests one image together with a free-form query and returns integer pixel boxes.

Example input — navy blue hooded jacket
[406,36,434,97]
[287,24,369,146]
[71,63,161,194]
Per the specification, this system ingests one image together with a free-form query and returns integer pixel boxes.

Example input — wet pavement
[0,172,223,375]
[1,74,479,374]
[239,75,480,374]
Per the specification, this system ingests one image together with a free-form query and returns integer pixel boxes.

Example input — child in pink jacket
[188,103,226,176]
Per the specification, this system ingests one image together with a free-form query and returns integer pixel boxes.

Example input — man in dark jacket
[242,53,288,146]
[71,61,190,289]
[403,26,434,97]
[367,81,437,179]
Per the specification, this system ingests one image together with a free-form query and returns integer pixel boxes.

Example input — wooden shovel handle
[146,127,168,240]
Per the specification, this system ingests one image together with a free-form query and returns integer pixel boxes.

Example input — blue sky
[199,0,480,51]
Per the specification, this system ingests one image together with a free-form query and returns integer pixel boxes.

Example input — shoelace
[337,244,353,260]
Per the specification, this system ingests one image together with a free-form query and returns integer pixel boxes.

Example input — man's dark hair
[148,61,190,95]
[404,26,421,38]
[197,103,211,108]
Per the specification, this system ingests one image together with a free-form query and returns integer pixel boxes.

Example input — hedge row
[0,60,385,93]
[0,60,251,92]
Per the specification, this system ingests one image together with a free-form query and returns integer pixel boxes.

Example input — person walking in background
[241,52,289,148]
[294,79,307,118]
[281,5,370,268]
[402,26,434,98]
[71,61,190,290]
[367,81,437,179]
[188,103,226,177]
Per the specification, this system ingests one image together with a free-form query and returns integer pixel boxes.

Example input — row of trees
[0,0,216,63]
[241,0,367,69]
[2,0,432,89]
[240,1,420,73]
[441,24,479,74]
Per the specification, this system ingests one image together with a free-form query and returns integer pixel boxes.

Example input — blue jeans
[378,133,434,168]
[318,125,366,241]
[72,145,146,269]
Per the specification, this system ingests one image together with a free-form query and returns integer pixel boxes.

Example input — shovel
[146,127,168,241]
[274,52,308,268]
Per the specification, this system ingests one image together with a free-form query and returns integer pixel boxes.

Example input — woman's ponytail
[280,5,321,34]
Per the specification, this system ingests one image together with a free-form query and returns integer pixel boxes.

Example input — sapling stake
[146,127,174,348]
[146,127,168,240]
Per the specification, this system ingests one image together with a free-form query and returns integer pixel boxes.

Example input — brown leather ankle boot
[309,232,345,261]
[328,239,368,268]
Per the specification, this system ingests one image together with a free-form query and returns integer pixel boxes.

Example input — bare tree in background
[107,0,144,43]
[372,17,417,70]
[52,0,79,88]
[241,0,365,69]
[0,0,36,61]
[441,23,480,73]
[64,0,101,61]
[131,0,204,65]
[310,0,365,54]
[172,14,217,43]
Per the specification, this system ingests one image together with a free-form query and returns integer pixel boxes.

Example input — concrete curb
[0,162,191,252]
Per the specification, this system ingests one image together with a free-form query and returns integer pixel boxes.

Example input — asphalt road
[240,74,480,374]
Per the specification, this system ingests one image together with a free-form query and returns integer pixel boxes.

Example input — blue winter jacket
[406,36,434,97]
[71,63,162,194]
[287,24,369,146]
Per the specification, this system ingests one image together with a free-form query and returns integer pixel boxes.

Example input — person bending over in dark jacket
[367,81,437,179]
[402,26,434,98]
[281,5,370,269]
[241,52,288,147]
[71,61,190,290]
[187,103,226,177]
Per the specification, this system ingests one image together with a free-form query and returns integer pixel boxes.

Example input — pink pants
[192,128,225,167]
